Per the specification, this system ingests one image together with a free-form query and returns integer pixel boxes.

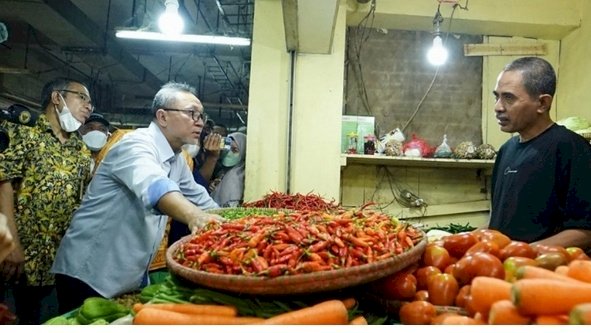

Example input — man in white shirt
[52,82,222,314]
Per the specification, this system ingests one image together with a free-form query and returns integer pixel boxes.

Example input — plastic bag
[433,134,453,158]
[403,134,431,157]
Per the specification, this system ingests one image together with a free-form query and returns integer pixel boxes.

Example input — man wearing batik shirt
[0,77,93,324]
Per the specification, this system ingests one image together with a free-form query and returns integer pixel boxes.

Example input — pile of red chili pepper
[174,209,423,277]
[242,191,340,211]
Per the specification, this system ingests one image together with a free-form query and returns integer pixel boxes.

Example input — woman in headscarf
[211,132,246,207]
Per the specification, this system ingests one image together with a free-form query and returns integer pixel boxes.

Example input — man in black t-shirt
[488,57,591,249]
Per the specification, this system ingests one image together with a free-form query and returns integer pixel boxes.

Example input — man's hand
[189,212,226,233]
[0,214,15,263]
[0,244,24,283]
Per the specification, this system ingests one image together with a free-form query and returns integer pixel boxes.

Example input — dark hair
[151,82,198,118]
[40,77,88,109]
[503,57,556,98]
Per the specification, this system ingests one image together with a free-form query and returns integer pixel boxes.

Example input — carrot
[534,314,569,325]
[262,300,348,325]
[569,302,591,324]
[516,265,585,284]
[439,315,484,325]
[567,260,591,283]
[470,276,512,315]
[554,265,569,276]
[430,313,454,325]
[487,300,531,325]
[133,308,263,325]
[341,298,357,310]
[349,315,368,325]
[512,279,591,315]
[132,303,237,317]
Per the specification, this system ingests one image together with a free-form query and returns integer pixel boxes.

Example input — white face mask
[56,94,82,132]
[82,130,108,151]
[182,143,199,158]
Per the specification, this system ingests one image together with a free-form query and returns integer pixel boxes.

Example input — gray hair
[151,82,198,117]
[503,57,556,98]
[40,77,88,109]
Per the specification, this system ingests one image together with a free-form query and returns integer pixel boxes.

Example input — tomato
[414,290,429,302]
[454,284,471,308]
[414,266,441,290]
[373,272,417,300]
[442,232,478,258]
[465,240,501,258]
[566,247,591,261]
[498,241,536,260]
[422,245,452,271]
[503,256,538,282]
[471,229,511,248]
[399,300,437,325]
[427,273,459,306]
[530,244,569,259]
[535,252,568,271]
[444,263,455,275]
[453,252,505,285]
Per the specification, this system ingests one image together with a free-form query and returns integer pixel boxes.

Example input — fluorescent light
[115,30,251,46]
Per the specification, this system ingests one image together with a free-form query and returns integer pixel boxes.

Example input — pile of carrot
[242,191,341,211]
[132,298,362,325]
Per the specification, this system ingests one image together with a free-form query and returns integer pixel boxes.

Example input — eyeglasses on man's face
[60,89,92,105]
[162,108,207,122]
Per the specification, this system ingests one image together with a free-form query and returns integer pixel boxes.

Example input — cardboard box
[341,115,375,154]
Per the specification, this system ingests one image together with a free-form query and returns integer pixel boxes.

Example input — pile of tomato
[368,229,591,324]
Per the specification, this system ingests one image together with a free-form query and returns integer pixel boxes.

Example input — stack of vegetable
[242,191,340,211]
[45,297,130,325]
[174,209,422,276]
[367,228,591,324]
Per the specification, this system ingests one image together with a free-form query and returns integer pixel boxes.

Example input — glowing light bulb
[427,35,448,66]
[158,3,184,35]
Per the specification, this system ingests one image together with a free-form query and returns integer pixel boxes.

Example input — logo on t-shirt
[504,166,518,175]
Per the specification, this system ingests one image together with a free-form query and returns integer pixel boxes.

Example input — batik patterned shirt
[0,114,91,286]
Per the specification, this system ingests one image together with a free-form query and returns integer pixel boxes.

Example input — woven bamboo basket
[166,233,427,295]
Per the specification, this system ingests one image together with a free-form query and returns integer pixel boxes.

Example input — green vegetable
[424,223,476,234]
[76,297,130,324]
[557,116,590,131]
[44,315,71,325]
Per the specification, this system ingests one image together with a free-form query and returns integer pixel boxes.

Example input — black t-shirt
[489,124,591,242]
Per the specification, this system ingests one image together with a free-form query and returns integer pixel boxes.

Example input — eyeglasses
[162,108,207,122]
[60,89,93,108]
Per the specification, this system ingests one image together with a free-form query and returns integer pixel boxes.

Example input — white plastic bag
[434,134,453,158]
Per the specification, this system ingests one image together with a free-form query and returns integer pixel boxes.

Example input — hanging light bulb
[426,6,448,66]
[427,35,448,66]
[158,0,184,35]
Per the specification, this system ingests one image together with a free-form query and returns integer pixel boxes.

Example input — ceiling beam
[347,0,580,40]
[42,0,163,90]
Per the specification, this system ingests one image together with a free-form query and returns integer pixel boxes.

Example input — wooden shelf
[341,154,496,169]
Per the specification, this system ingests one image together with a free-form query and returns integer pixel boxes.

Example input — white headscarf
[211,132,247,207]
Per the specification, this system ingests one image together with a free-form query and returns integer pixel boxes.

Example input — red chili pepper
[308,240,329,252]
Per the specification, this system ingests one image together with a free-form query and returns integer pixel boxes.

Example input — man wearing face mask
[0,77,93,324]
[79,113,110,174]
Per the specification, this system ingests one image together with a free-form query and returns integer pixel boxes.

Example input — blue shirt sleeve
[147,178,181,208]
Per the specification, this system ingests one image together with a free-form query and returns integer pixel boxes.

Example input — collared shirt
[51,122,218,298]
[0,114,91,286]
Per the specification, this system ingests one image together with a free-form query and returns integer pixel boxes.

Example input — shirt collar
[148,121,176,164]
[39,113,86,149]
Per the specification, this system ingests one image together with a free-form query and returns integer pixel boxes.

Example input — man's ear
[155,109,168,127]
[538,94,553,113]
[51,91,62,106]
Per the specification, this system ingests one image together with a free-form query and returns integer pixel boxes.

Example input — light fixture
[115,30,251,46]
[426,6,448,66]
[158,0,184,35]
